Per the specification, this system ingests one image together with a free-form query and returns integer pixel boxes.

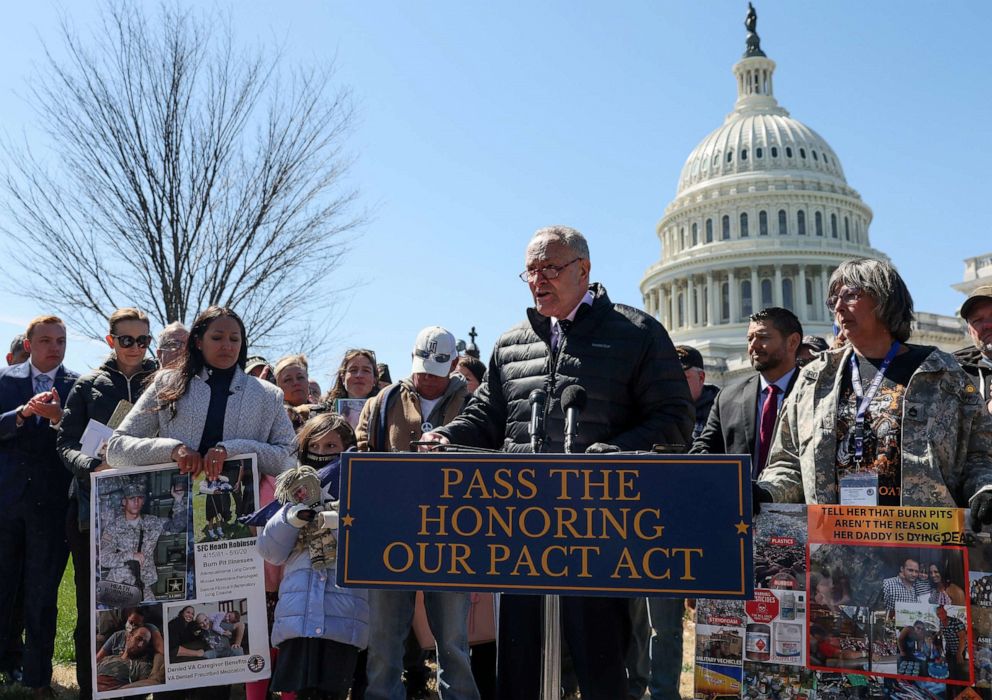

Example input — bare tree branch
[0,1,363,356]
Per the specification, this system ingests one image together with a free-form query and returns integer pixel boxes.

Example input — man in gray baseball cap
[954,284,992,407]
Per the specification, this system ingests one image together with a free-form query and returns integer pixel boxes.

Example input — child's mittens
[286,503,314,528]
[318,510,339,531]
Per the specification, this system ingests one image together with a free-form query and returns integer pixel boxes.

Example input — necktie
[757,384,781,475]
[34,374,53,424]
[34,373,52,394]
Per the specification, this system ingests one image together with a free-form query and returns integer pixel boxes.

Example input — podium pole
[540,593,561,700]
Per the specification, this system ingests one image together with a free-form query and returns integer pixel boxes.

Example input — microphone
[529,388,548,453]
[561,385,587,454]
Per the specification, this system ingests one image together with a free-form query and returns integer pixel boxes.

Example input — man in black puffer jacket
[427,225,693,700]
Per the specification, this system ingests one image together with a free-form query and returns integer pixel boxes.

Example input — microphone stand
[540,476,561,700]
[541,387,583,700]
[533,390,558,700]
[530,388,547,454]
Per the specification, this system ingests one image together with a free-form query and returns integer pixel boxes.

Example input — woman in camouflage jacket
[758,258,992,531]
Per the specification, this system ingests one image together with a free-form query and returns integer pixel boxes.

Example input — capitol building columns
[705,272,715,327]
[645,261,848,343]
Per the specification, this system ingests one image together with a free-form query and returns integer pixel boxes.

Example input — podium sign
[337,453,753,599]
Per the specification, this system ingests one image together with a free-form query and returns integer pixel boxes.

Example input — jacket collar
[100,356,159,377]
[14,361,70,381]
[526,282,610,342]
[399,372,467,402]
[8,360,32,379]
[194,365,248,392]
[802,343,942,382]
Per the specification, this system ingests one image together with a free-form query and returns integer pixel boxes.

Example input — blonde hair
[275,354,309,378]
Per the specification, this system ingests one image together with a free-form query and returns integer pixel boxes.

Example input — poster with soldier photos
[90,455,270,698]
[695,504,990,700]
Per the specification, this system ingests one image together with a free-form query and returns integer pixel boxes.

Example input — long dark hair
[157,306,248,411]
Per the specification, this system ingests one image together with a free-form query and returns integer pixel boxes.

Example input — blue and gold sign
[337,453,753,599]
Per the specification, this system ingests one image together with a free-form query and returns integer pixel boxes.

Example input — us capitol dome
[639,6,964,381]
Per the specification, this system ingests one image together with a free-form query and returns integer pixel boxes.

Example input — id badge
[839,473,879,506]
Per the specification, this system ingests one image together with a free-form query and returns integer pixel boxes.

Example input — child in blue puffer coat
[258,414,368,700]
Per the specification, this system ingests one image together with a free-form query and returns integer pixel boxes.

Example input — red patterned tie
[757,384,781,475]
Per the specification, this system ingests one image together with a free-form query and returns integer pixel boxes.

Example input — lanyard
[849,341,900,464]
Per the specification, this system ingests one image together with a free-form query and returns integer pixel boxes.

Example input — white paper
[80,419,114,459]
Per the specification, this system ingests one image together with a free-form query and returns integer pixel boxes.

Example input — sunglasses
[414,348,451,363]
[114,334,153,349]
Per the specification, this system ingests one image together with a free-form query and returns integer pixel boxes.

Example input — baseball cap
[960,284,992,320]
[675,345,704,370]
[799,335,830,353]
[246,355,271,374]
[122,480,146,498]
[411,326,457,377]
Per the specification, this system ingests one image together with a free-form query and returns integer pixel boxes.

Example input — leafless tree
[1,3,362,352]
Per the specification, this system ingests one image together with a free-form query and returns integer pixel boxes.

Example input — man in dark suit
[691,307,802,478]
[0,315,78,698]
[0,333,30,687]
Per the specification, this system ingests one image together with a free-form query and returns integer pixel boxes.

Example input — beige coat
[356,375,468,452]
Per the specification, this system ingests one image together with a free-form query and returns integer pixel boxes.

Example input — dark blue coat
[0,361,79,509]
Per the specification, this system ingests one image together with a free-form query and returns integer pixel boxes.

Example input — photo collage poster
[335,398,367,430]
[90,454,270,698]
[695,504,991,700]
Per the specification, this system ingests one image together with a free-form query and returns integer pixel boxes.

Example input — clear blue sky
[0,1,988,384]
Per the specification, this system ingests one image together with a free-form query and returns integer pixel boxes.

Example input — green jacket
[758,344,992,507]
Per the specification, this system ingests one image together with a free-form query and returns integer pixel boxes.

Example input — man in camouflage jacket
[758,345,992,514]
[99,480,187,601]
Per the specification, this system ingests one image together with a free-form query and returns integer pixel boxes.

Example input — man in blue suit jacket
[0,315,78,697]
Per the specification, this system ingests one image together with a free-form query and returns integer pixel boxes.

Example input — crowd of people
[0,225,990,700]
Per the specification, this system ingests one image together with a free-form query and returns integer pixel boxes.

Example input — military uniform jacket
[758,344,992,507]
[99,501,187,595]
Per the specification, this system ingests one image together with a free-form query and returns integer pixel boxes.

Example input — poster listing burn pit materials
[337,453,754,599]
[695,504,991,700]
[694,504,810,699]
[90,455,269,699]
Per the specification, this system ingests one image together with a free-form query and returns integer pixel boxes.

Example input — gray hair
[529,225,590,259]
[157,321,188,343]
[828,259,914,342]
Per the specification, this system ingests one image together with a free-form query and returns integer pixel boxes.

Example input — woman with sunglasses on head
[325,349,379,402]
[57,307,159,700]
[757,258,992,532]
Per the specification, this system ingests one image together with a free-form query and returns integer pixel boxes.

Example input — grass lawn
[55,560,76,665]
